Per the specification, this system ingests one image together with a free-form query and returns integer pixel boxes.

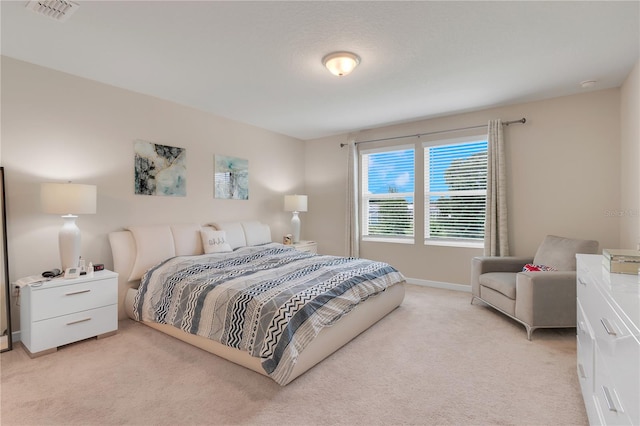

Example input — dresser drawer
[576,300,594,395]
[31,277,117,321]
[576,266,592,312]
[593,353,634,426]
[27,304,118,353]
[591,286,635,355]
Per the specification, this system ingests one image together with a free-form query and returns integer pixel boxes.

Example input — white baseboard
[405,277,471,293]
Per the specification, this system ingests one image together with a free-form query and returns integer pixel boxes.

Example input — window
[361,146,415,242]
[424,138,487,246]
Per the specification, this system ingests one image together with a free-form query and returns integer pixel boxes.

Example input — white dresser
[20,270,118,357]
[576,254,639,425]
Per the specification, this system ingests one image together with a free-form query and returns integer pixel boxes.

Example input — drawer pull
[578,277,587,286]
[578,363,587,379]
[600,318,617,336]
[602,386,618,412]
[66,317,92,326]
[578,320,586,334]
[65,289,91,296]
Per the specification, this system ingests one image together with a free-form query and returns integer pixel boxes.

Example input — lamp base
[290,211,301,243]
[59,215,80,271]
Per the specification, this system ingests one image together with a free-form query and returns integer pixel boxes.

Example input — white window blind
[361,147,415,241]
[424,139,487,244]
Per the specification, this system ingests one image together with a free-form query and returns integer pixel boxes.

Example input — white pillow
[200,229,232,254]
[242,221,272,246]
[211,222,247,249]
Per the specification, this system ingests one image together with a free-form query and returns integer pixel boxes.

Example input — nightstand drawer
[31,278,117,321]
[27,304,118,353]
[293,241,317,253]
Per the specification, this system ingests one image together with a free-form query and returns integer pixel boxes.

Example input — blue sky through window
[428,141,487,192]
[367,141,487,195]
[367,149,414,194]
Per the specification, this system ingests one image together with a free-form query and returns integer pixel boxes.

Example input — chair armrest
[515,271,577,327]
[472,256,535,273]
[470,256,534,296]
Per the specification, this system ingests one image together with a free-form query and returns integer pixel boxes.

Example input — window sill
[424,239,483,249]
[362,237,415,245]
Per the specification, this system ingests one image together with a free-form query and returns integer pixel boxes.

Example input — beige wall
[305,89,622,286]
[1,57,305,329]
[2,55,635,331]
[620,60,640,249]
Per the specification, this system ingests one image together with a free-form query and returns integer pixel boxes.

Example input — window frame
[360,144,415,244]
[423,135,488,248]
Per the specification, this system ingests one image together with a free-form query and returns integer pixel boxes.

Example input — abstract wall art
[134,140,186,197]
[214,155,248,200]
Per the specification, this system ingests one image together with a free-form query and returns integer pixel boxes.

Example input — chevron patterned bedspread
[133,243,405,385]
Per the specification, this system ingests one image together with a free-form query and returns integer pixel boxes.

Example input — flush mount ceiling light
[580,79,597,89]
[322,52,361,77]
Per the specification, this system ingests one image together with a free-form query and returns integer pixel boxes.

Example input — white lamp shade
[284,195,308,212]
[41,183,97,215]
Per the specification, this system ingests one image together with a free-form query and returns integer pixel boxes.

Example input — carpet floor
[0,285,587,425]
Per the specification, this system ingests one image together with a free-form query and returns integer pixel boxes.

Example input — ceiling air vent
[26,0,79,22]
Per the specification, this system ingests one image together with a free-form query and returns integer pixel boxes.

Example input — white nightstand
[19,270,118,358]
[293,240,318,254]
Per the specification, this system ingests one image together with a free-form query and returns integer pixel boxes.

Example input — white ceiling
[2,1,639,140]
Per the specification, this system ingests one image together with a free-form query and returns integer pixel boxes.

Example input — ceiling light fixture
[322,52,361,77]
[580,80,597,89]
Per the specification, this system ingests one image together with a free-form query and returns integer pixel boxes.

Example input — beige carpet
[1,285,587,425]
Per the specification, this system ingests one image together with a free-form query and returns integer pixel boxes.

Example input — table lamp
[41,182,97,271]
[284,195,307,243]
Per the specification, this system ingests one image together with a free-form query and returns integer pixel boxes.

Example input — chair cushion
[533,235,599,271]
[478,272,517,300]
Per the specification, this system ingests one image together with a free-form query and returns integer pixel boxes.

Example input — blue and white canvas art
[134,140,186,197]
[214,155,248,200]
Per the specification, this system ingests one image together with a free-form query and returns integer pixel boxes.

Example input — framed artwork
[134,140,186,197]
[214,155,248,200]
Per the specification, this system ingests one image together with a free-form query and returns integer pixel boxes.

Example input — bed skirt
[124,282,405,384]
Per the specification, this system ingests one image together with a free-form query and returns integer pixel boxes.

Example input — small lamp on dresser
[284,194,307,243]
[41,182,97,271]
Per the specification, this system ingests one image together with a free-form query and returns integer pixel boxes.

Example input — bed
[109,221,405,385]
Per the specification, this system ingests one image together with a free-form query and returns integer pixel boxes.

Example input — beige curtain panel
[484,119,510,256]
[346,140,360,258]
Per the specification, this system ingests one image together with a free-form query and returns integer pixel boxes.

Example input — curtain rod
[339,118,526,147]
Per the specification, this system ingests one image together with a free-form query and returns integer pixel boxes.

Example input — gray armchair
[471,235,599,340]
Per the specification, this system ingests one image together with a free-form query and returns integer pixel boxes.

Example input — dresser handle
[578,277,587,286]
[602,386,618,412]
[600,318,617,336]
[578,363,587,379]
[578,321,586,334]
[65,289,91,296]
[66,317,91,325]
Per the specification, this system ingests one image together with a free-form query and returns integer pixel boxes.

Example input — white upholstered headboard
[108,221,271,319]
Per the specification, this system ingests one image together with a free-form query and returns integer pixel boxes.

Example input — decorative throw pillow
[522,264,557,272]
[200,229,232,254]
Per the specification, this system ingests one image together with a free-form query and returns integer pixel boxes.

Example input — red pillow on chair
[522,264,557,272]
